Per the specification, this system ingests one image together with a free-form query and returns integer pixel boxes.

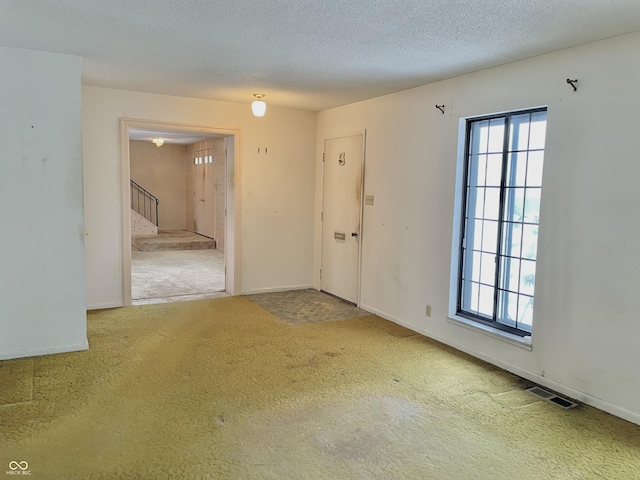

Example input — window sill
[447,315,532,351]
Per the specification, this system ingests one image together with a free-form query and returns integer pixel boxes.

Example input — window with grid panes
[457,108,547,336]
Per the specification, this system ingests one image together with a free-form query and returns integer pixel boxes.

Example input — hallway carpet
[131,249,225,302]
[1,296,639,479]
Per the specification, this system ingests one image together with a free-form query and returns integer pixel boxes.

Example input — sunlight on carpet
[1,296,639,479]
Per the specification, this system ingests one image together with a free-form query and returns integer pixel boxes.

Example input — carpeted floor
[131,249,225,303]
[1,296,639,479]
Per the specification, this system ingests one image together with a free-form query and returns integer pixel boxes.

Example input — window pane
[484,188,500,220]
[526,151,544,187]
[508,114,531,151]
[468,154,486,186]
[470,120,490,154]
[497,290,518,327]
[481,220,498,253]
[501,222,523,258]
[500,256,520,293]
[485,154,502,186]
[519,260,536,296]
[487,119,505,153]
[466,186,485,219]
[478,284,494,318]
[470,121,487,154]
[480,252,495,285]
[524,188,541,223]
[522,224,539,260]
[461,279,479,314]
[528,112,547,150]
[502,187,524,222]
[506,152,527,187]
[465,218,484,251]
[470,251,482,283]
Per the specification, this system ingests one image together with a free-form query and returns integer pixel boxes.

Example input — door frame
[119,118,242,305]
[320,129,367,306]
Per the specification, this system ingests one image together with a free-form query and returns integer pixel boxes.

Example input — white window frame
[448,107,547,349]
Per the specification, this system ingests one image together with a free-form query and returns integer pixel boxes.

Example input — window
[194,155,213,164]
[455,108,547,336]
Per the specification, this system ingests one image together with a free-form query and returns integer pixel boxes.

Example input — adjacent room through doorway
[125,126,234,305]
[131,231,226,305]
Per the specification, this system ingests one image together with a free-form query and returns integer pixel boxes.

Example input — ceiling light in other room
[252,94,266,117]
[152,138,164,147]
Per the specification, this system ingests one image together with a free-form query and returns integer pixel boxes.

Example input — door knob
[351,232,358,237]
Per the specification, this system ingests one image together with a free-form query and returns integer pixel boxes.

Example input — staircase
[130,180,217,252]
[131,180,159,231]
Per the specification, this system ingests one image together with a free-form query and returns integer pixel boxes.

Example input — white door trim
[323,129,368,142]
[320,129,366,306]
[119,118,242,305]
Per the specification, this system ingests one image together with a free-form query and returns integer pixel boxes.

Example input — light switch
[365,195,375,206]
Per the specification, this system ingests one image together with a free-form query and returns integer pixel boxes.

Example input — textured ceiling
[1,0,640,111]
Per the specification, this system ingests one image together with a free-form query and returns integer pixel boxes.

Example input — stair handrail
[130,180,159,227]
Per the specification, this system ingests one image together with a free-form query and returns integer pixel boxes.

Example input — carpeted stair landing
[1,296,639,479]
[132,230,216,252]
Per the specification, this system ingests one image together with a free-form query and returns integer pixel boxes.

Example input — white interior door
[193,158,215,238]
[321,134,364,304]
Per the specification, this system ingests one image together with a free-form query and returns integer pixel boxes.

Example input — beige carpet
[131,249,225,301]
[1,296,639,479]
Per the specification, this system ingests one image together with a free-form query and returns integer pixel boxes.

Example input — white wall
[130,141,188,230]
[0,47,87,360]
[316,31,640,425]
[83,87,317,308]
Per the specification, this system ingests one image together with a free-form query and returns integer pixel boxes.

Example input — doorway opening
[120,119,241,306]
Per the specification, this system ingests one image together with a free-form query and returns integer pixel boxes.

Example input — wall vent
[526,386,578,409]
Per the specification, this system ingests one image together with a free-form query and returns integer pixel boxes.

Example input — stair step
[132,230,216,252]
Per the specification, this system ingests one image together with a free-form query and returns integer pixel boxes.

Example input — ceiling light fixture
[152,138,164,147]
[251,94,266,117]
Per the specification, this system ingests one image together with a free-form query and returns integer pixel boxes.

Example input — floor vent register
[526,386,579,409]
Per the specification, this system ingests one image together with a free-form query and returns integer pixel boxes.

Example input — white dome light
[251,94,266,117]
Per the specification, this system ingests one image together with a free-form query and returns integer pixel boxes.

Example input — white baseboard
[0,340,89,361]
[242,284,315,295]
[360,303,640,427]
[87,301,123,311]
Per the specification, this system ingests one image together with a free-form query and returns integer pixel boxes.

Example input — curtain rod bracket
[566,78,578,91]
